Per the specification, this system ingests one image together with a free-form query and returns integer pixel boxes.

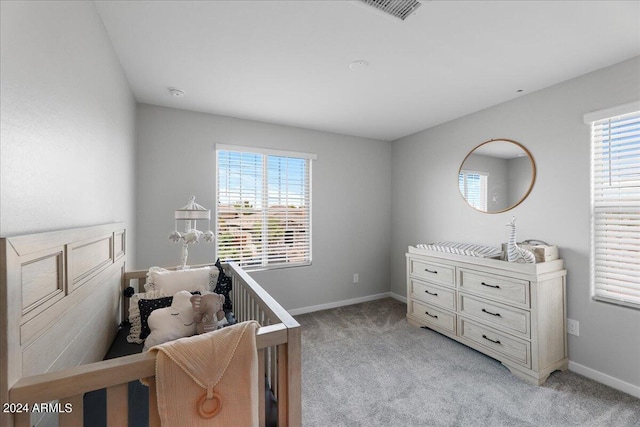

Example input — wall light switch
[353,273,359,283]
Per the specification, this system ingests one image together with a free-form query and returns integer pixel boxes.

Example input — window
[216,144,315,270]
[585,102,640,309]
[459,170,488,211]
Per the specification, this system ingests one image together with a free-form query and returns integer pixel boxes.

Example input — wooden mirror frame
[458,138,536,214]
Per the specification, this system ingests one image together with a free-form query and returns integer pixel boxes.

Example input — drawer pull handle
[482,308,501,317]
[425,268,438,274]
[481,281,500,289]
[425,311,438,319]
[425,290,438,296]
[482,334,501,345]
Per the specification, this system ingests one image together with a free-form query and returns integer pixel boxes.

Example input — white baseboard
[390,292,407,303]
[568,361,640,399]
[288,292,392,316]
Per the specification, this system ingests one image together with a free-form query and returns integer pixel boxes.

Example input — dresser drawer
[409,259,455,287]
[409,300,456,334]
[410,279,456,310]
[458,318,531,368]
[458,293,530,338]
[459,269,530,307]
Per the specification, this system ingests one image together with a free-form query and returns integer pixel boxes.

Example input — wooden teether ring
[197,391,222,419]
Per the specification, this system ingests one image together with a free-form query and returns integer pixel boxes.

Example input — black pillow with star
[214,258,233,312]
[138,296,173,339]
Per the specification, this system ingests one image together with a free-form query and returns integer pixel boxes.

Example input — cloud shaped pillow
[144,290,196,350]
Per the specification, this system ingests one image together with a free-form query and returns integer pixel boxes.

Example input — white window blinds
[589,106,640,308]
[216,145,314,270]
[459,170,488,211]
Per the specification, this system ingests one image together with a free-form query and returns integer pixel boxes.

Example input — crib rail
[8,262,301,427]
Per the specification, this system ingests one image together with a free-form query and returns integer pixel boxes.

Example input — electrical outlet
[567,319,579,336]
[353,273,359,284]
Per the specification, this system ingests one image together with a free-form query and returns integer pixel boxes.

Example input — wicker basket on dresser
[406,246,568,385]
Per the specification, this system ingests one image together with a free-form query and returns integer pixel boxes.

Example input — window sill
[593,295,640,311]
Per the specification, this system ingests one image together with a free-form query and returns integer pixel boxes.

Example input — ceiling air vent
[358,0,422,21]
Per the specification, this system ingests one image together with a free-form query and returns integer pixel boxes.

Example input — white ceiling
[95,0,640,141]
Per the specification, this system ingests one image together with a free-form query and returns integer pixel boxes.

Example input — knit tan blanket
[148,320,260,426]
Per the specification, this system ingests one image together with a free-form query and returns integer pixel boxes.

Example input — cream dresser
[406,246,568,385]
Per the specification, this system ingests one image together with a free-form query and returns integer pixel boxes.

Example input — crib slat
[270,346,277,397]
[246,293,250,321]
[277,344,288,427]
[258,349,266,427]
[59,394,83,427]
[286,327,302,427]
[14,411,30,427]
[239,286,244,322]
[244,288,249,322]
[147,377,161,427]
[232,273,239,315]
[243,289,249,322]
[107,383,128,426]
[246,292,251,321]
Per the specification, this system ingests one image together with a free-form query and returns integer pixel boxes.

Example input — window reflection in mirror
[458,139,536,213]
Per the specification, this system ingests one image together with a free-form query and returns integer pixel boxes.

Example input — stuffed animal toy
[506,216,536,264]
[144,290,196,350]
[190,293,226,334]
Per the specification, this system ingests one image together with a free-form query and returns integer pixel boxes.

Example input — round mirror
[458,139,536,213]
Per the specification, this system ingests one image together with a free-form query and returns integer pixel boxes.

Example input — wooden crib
[1,223,301,427]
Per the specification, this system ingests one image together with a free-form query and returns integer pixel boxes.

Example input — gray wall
[135,104,391,312]
[0,1,137,262]
[507,156,533,207]
[391,56,640,389]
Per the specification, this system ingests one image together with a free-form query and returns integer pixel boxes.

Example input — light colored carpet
[295,298,640,427]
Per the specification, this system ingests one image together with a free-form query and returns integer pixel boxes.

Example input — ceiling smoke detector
[358,0,422,21]
[349,60,369,70]
[169,88,185,98]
